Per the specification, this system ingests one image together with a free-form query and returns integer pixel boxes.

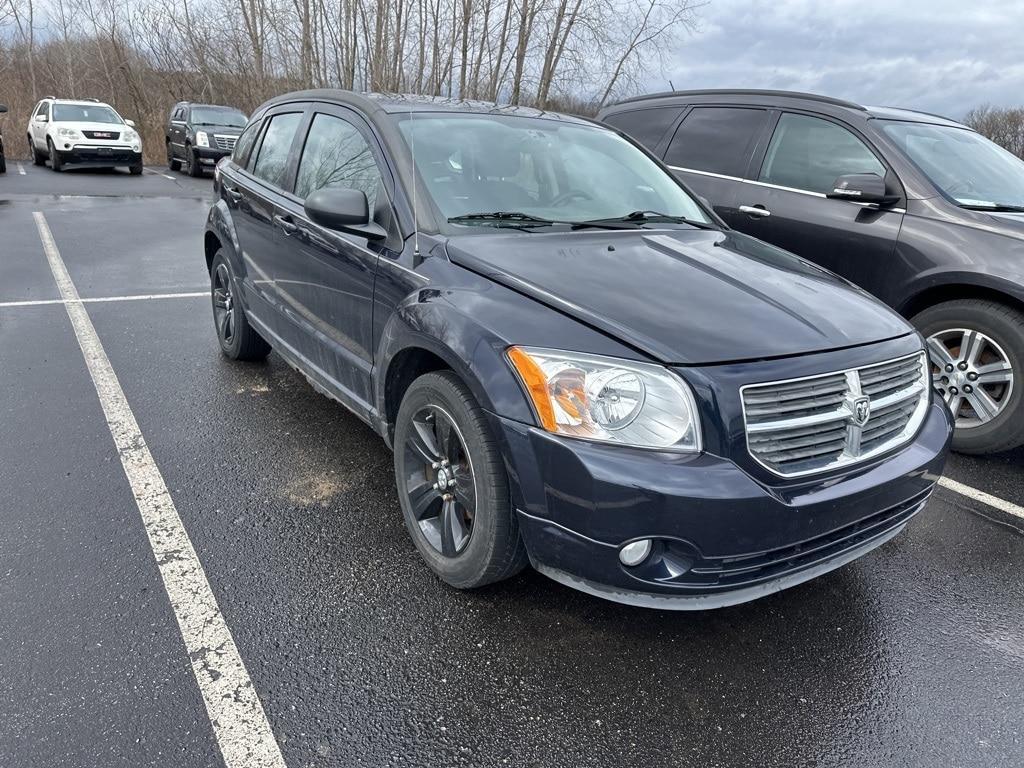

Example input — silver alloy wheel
[927,327,1015,429]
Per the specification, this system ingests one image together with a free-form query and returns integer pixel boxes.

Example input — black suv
[166,101,248,176]
[202,90,950,608]
[599,89,1024,454]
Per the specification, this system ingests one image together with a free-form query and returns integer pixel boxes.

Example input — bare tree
[965,104,1024,159]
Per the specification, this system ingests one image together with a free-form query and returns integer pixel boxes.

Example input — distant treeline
[0,0,701,161]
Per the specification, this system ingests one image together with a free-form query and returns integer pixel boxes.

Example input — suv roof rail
[872,105,957,123]
[83,97,100,103]
[612,88,867,111]
[42,95,56,101]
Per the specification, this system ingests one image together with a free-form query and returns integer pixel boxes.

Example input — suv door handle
[274,214,299,235]
[224,185,243,203]
[739,205,771,218]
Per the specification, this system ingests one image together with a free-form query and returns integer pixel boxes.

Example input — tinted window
[603,108,681,152]
[664,107,768,177]
[191,107,247,128]
[760,113,886,194]
[251,112,302,188]
[36,102,48,117]
[233,118,262,167]
[295,113,383,206]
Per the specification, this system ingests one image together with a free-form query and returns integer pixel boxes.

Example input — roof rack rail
[42,95,56,101]
[612,88,867,111]
[83,97,100,103]
[873,105,956,123]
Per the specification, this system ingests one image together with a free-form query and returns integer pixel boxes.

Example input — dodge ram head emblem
[849,395,871,427]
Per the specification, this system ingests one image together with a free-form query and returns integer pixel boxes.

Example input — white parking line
[0,291,206,308]
[33,212,287,768]
[939,476,1024,521]
[17,162,26,175]
[144,168,177,180]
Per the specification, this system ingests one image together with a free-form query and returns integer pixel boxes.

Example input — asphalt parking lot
[2,161,1024,768]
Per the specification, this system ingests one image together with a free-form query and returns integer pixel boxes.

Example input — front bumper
[59,145,141,166]
[493,400,952,609]
[194,145,232,165]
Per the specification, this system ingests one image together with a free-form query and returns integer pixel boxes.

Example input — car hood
[198,125,244,135]
[65,122,130,134]
[445,227,912,365]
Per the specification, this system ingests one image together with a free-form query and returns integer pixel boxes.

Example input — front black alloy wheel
[394,372,528,589]
[403,404,477,557]
[209,249,271,361]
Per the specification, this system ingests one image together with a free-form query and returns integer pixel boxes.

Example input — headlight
[196,131,210,148]
[507,346,702,451]
[57,127,82,140]
[123,128,139,142]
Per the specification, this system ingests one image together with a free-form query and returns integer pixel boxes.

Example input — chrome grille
[741,352,929,477]
[214,134,237,151]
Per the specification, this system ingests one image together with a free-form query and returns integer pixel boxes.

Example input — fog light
[64,143,71,149]
[619,539,652,567]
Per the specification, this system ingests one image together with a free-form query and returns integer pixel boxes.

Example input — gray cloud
[651,0,1024,119]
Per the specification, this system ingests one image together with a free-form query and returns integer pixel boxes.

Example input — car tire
[0,151,6,174]
[210,250,271,362]
[187,145,202,177]
[129,162,143,176]
[48,139,63,172]
[167,142,181,172]
[914,299,1024,454]
[30,137,45,165]
[394,371,528,589]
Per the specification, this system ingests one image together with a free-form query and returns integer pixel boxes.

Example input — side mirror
[826,173,895,205]
[124,119,136,127]
[36,114,48,122]
[304,187,386,240]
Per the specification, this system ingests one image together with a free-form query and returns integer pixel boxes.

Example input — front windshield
[52,104,121,124]
[880,120,1024,209]
[191,107,248,127]
[395,113,710,227]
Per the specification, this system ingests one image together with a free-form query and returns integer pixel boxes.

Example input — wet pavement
[2,163,1023,767]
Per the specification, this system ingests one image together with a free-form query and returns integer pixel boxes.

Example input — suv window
[664,107,768,177]
[603,108,681,152]
[295,113,383,205]
[251,112,302,189]
[233,117,263,167]
[760,113,886,194]
[35,102,48,118]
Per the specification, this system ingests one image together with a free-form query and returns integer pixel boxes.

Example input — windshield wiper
[572,210,718,231]
[959,203,1024,213]
[448,212,556,228]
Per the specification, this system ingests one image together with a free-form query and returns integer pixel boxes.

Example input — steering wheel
[548,189,593,207]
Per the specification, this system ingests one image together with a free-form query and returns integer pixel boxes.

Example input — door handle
[274,214,299,235]
[224,185,243,203]
[739,205,771,218]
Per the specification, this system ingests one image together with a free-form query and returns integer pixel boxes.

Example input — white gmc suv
[27,98,143,174]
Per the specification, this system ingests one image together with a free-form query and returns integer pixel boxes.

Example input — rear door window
[664,107,769,177]
[759,113,886,194]
[603,108,681,152]
[250,112,303,189]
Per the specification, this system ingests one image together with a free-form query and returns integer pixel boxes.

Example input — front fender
[373,258,646,435]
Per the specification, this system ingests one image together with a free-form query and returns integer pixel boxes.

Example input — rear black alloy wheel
[394,372,528,589]
[209,249,271,361]
[403,404,477,557]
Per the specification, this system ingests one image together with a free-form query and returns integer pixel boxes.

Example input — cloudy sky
[657,0,1024,119]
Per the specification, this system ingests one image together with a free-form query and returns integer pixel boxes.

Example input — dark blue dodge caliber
[204,91,953,609]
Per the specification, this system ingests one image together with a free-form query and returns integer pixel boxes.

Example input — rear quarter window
[233,116,263,168]
[664,107,770,178]
[603,107,681,152]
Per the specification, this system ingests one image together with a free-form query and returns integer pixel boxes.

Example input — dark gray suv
[599,89,1024,454]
